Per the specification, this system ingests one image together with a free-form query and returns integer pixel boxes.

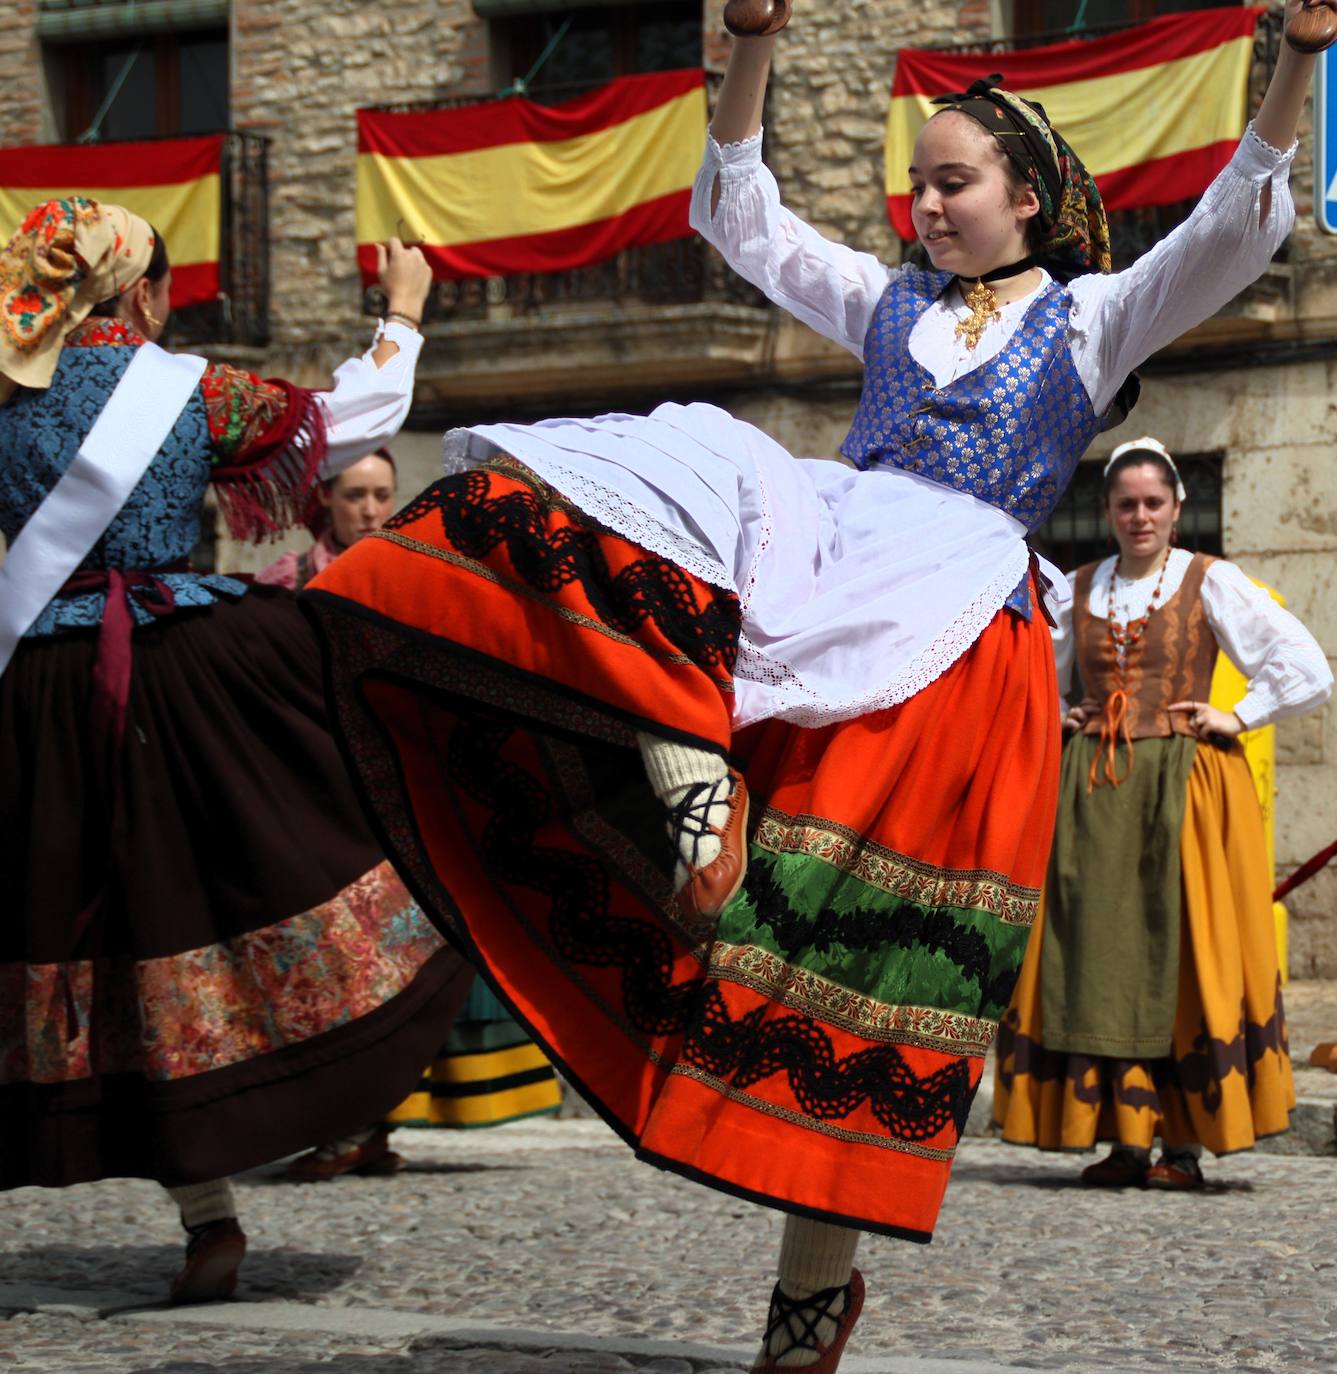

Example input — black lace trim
[443,718,975,1146]
[746,856,1019,1021]
[388,471,741,674]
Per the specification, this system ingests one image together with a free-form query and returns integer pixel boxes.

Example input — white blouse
[318,319,424,477]
[1052,549,1333,729]
[689,125,1296,418]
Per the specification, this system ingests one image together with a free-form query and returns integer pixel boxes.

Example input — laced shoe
[170,1217,246,1305]
[1079,1148,1149,1188]
[286,1126,403,1182]
[751,1269,865,1373]
[1145,1154,1205,1191]
[668,768,749,920]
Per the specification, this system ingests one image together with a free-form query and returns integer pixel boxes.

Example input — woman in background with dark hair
[257,448,399,592]
[994,437,1331,1189]
[0,198,469,1302]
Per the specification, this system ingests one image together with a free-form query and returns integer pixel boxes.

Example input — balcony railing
[923,8,1284,270]
[362,70,767,324]
[171,131,271,349]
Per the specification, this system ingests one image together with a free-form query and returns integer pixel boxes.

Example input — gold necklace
[953,279,1001,351]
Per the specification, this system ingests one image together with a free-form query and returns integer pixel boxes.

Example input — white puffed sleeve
[1202,561,1333,729]
[689,130,893,359]
[1068,124,1297,415]
[1050,569,1080,708]
[318,320,424,477]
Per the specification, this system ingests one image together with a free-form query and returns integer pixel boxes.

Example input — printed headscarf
[0,197,157,403]
[931,74,1111,282]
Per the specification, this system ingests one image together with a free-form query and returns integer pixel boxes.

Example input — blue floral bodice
[0,342,246,636]
[840,266,1103,615]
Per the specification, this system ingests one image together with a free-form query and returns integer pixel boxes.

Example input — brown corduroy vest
[1074,552,1218,741]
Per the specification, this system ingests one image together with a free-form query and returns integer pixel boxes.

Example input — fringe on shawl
[211,380,328,543]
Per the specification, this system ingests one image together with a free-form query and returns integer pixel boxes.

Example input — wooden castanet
[723,0,791,38]
[1286,0,1337,53]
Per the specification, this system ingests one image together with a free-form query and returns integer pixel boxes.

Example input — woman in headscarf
[303,5,1326,1368]
[993,438,1330,1190]
[0,201,470,1303]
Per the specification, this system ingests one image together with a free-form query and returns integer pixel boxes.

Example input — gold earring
[142,307,162,330]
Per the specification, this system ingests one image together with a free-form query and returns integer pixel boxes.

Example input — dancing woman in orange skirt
[993,438,1331,1190]
[304,9,1326,1368]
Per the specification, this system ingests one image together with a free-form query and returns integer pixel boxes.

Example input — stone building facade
[2,0,1335,968]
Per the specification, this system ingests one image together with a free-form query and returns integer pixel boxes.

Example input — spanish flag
[356,69,707,282]
[886,7,1264,240]
[0,135,223,308]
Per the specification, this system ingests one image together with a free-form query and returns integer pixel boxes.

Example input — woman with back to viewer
[0,205,470,1303]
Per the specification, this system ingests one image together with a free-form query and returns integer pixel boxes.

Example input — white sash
[0,342,208,676]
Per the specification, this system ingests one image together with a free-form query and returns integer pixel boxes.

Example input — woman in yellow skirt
[993,438,1332,1188]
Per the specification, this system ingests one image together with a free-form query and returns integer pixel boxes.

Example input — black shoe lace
[664,775,732,870]
[762,1278,850,1360]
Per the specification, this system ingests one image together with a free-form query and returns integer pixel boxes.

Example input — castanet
[1286,0,1337,53]
[722,0,791,38]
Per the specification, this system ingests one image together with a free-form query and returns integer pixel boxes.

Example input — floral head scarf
[0,197,157,401]
[931,74,1111,282]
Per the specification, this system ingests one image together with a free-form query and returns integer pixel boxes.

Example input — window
[492,2,702,102]
[1033,453,1223,573]
[51,31,229,142]
[1013,0,1229,39]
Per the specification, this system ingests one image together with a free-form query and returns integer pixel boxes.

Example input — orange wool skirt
[304,461,1061,1241]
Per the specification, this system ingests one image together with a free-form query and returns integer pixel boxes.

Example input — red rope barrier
[1273,838,1337,903]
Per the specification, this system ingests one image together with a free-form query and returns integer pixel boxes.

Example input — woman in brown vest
[993,438,1331,1189]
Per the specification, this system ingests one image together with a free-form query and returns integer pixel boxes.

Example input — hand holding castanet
[1285,0,1337,53]
[723,0,791,38]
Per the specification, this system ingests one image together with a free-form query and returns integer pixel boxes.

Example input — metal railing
[171,130,271,348]
[362,70,766,323]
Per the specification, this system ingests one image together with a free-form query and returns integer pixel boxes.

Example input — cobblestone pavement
[4,980,1337,1374]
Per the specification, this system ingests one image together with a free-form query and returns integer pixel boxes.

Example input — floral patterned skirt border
[0,587,471,1189]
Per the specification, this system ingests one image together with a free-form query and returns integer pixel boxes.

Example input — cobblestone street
[4,980,1337,1374]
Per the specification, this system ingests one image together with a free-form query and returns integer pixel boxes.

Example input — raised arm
[709,35,776,206]
[690,29,891,357]
[1069,5,1330,416]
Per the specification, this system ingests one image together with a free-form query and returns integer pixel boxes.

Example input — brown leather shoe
[1145,1156,1205,1191]
[286,1127,403,1182]
[1080,1150,1148,1188]
[671,770,750,922]
[751,1268,865,1374]
[724,0,792,37]
[170,1217,246,1305]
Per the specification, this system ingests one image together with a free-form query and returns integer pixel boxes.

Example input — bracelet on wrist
[385,310,421,331]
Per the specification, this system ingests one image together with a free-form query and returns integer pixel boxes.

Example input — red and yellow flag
[886,7,1264,240]
[0,135,223,307]
[356,69,707,282]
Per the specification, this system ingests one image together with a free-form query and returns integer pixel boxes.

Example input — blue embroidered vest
[840,266,1103,616]
[0,342,246,636]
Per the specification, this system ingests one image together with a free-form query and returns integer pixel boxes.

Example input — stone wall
[230,0,488,374]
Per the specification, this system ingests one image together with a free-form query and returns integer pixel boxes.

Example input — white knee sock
[759,1215,861,1367]
[166,1178,238,1229]
[636,733,730,889]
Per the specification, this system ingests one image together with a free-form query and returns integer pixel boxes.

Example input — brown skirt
[0,587,471,1189]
